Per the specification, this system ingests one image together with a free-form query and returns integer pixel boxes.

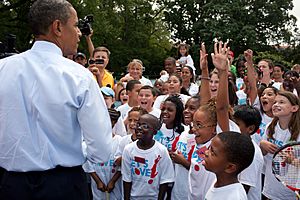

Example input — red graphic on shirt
[196,146,208,160]
[135,168,140,175]
[148,155,162,184]
[171,136,180,152]
[187,145,196,162]
[194,165,200,171]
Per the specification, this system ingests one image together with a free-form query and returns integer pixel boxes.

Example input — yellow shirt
[93,69,114,88]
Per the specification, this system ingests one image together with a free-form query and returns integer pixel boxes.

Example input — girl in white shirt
[260,91,300,200]
[181,66,199,96]
[177,43,195,73]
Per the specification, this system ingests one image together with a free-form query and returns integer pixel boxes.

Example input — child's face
[203,136,228,174]
[138,89,154,110]
[154,80,163,91]
[209,73,219,97]
[260,88,276,113]
[234,118,251,135]
[103,95,114,108]
[179,46,187,56]
[128,84,142,102]
[161,83,169,95]
[161,101,176,127]
[273,66,284,80]
[120,90,128,104]
[168,75,182,94]
[128,64,142,80]
[136,115,157,142]
[192,110,216,144]
[272,94,299,118]
[183,98,200,125]
[127,111,140,135]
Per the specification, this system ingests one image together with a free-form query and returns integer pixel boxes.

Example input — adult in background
[0,0,112,199]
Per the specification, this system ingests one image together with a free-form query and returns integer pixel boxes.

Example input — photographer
[89,46,114,88]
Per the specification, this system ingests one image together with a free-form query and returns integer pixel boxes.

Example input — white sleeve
[113,117,127,137]
[153,95,164,109]
[186,55,194,68]
[159,147,175,184]
[121,146,132,182]
[114,136,128,160]
[82,160,96,173]
[77,79,113,164]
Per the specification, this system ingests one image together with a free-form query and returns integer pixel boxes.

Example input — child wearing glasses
[188,42,240,199]
[121,114,174,200]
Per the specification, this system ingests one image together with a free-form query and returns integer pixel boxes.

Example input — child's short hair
[144,113,162,131]
[128,106,148,116]
[233,105,262,135]
[217,131,254,174]
[126,80,141,91]
[108,108,121,122]
[139,85,156,97]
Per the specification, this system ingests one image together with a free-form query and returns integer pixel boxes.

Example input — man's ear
[224,162,238,174]
[247,125,256,135]
[52,20,62,36]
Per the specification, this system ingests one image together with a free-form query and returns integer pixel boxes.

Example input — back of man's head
[29,0,73,36]
[126,80,141,92]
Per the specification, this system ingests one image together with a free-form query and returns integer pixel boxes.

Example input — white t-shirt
[139,76,153,86]
[83,135,123,200]
[187,83,199,96]
[216,119,241,134]
[153,94,190,110]
[262,122,298,200]
[239,139,264,200]
[251,96,273,145]
[178,55,195,72]
[149,108,161,119]
[236,77,244,91]
[117,103,132,120]
[172,129,196,200]
[236,89,247,105]
[114,134,135,161]
[205,182,248,200]
[188,140,215,200]
[112,116,127,137]
[154,123,181,151]
[121,141,175,200]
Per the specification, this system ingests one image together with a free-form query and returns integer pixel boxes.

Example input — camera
[89,59,104,65]
[79,15,94,36]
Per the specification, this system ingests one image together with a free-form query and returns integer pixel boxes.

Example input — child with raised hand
[204,131,255,200]
[114,107,148,166]
[233,105,264,200]
[121,114,174,200]
[188,42,240,200]
[171,95,201,200]
[83,108,123,200]
[244,49,277,144]
[137,85,161,118]
[260,91,300,200]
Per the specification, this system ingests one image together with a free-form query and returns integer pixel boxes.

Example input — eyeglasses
[191,122,216,130]
[136,123,156,132]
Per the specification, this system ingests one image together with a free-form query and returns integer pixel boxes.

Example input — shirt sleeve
[121,146,132,182]
[159,147,175,184]
[77,78,113,164]
[82,159,96,173]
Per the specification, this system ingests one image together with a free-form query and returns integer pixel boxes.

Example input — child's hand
[211,41,229,72]
[244,49,253,64]
[260,140,279,154]
[200,42,208,71]
[106,180,116,193]
[170,151,185,165]
[96,180,106,192]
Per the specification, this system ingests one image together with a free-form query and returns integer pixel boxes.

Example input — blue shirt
[0,41,112,171]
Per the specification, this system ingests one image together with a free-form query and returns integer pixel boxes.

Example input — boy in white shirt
[121,114,174,200]
[234,105,264,200]
[203,131,255,200]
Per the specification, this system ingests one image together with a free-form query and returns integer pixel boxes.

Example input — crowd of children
[82,42,300,200]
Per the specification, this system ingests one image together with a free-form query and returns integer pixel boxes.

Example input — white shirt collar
[31,40,63,56]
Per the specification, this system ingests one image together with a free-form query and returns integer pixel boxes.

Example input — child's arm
[244,49,257,104]
[199,43,211,105]
[123,181,132,200]
[260,139,279,155]
[158,183,169,200]
[212,41,229,132]
[169,151,191,170]
[107,171,121,193]
[90,172,106,192]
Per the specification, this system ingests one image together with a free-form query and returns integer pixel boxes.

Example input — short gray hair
[29,0,73,36]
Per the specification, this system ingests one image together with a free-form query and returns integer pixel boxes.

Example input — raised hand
[211,41,229,71]
[200,42,208,71]
[244,49,253,63]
